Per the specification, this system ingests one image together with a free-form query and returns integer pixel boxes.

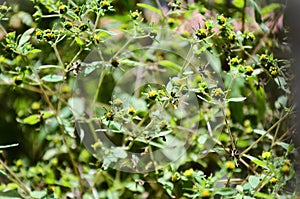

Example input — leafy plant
[0,0,297,198]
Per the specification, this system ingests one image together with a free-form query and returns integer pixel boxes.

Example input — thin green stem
[92,71,105,108]
[155,0,167,19]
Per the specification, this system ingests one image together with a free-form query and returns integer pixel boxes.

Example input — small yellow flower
[35,30,42,39]
[245,127,253,134]
[16,159,23,167]
[93,35,100,43]
[282,165,290,174]
[243,119,250,127]
[228,34,235,41]
[58,5,67,14]
[131,11,140,20]
[128,107,135,115]
[196,28,207,40]
[65,21,73,30]
[0,56,6,63]
[225,161,235,170]
[270,177,277,184]
[231,57,239,65]
[262,151,271,159]
[61,85,70,93]
[101,1,110,9]
[284,160,291,166]
[1,5,8,12]
[149,90,157,99]
[183,168,194,177]
[171,172,180,182]
[260,54,267,61]
[201,189,211,198]
[217,15,227,25]
[114,98,122,106]
[31,102,41,110]
[248,32,255,41]
[246,66,254,74]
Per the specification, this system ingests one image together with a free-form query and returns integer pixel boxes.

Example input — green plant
[0,0,297,198]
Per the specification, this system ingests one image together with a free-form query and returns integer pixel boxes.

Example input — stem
[0,159,30,195]
[57,124,86,193]
[155,0,167,19]
[53,43,64,68]
[241,0,247,32]
[239,108,292,158]
[92,71,105,108]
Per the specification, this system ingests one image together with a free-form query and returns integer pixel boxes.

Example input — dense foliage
[0,0,297,198]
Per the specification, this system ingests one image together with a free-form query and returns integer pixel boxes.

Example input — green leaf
[137,3,162,14]
[18,11,33,26]
[254,192,274,199]
[75,37,85,47]
[30,190,47,199]
[158,60,181,72]
[23,114,40,125]
[42,74,63,82]
[227,97,246,102]
[253,129,273,140]
[275,142,290,151]
[248,175,260,189]
[243,154,267,168]
[18,28,35,48]
[68,97,85,118]
[22,111,54,125]
[37,65,63,70]
[0,170,8,177]
[215,188,236,196]
[205,52,221,73]
[261,3,281,15]
[232,0,245,8]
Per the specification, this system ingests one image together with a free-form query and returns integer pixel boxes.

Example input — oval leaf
[137,3,162,14]
[158,60,181,72]
[227,97,246,102]
[249,175,260,189]
[42,74,63,82]
[18,28,35,48]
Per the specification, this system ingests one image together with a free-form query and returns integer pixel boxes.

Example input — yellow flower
[245,127,253,134]
[128,107,135,115]
[114,98,122,106]
[201,189,211,198]
[225,161,235,170]
[149,90,157,99]
[284,160,291,166]
[31,102,41,110]
[246,66,254,74]
[262,151,271,159]
[171,172,180,182]
[270,177,277,184]
[260,54,267,61]
[183,168,194,177]
[243,119,250,127]
[1,5,8,12]
[16,159,23,167]
[0,56,6,63]
[282,165,290,174]
[231,57,239,65]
